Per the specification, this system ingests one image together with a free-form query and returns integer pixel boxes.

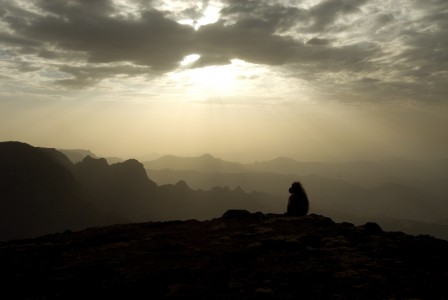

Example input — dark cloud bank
[1,0,447,103]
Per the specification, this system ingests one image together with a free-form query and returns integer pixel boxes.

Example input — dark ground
[1,212,447,299]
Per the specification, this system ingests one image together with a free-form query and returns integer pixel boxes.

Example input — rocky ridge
[1,211,447,299]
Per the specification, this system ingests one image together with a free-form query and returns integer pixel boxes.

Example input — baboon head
[289,181,304,194]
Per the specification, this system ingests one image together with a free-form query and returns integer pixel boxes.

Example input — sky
[0,0,447,162]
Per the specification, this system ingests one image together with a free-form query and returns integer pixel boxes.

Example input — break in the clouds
[0,0,448,104]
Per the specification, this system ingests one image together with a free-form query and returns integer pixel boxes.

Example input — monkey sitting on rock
[286,181,309,216]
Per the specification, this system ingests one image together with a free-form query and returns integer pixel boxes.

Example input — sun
[171,57,261,97]
[164,54,300,103]
[188,64,238,92]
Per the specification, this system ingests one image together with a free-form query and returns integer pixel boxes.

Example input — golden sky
[1,0,447,161]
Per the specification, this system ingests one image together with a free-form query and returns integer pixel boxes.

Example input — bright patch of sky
[155,0,223,30]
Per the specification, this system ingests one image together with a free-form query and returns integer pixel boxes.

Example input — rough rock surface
[1,211,447,299]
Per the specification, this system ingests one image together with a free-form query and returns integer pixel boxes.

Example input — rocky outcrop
[1,212,446,299]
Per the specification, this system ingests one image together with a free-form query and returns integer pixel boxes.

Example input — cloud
[219,0,305,33]
[5,2,194,69]
[0,31,40,48]
[0,0,447,104]
[207,3,382,72]
[0,2,187,71]
[54,63,151,88]
[0,0,374,72]
[306,38,331,46]
[304,0,369,33]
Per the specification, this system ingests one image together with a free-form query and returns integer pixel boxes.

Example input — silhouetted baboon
[287,181,309,216]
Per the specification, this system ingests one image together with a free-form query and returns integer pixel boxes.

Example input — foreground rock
[1,212,447,299]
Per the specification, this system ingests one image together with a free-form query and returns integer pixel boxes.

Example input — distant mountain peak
[79,155,109,167]
[145,153,247,173]
[58,148,98,163]
[174,180,190,189]
[119,158,143,167]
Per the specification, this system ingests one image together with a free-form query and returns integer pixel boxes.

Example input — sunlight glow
[180,54,201,66]
[170,59,260,97]
[192,3,222,30]
[189,64,238,91]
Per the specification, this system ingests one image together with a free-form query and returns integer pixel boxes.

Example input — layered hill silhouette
[143,154,448,185]
[0,211,447,299]
[142,154,448,239]
[17,149,448,239]
[24,147,448,239]
[146,169,438,220]
[0,142,275,240]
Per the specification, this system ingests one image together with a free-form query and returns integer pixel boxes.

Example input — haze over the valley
[1,0,447,162]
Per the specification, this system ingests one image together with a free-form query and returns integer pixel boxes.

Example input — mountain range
[0,142,274,240]
[57,148,448,239]
[2,142,447,240]
[142,154,448,239]
[145,154,448,186]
